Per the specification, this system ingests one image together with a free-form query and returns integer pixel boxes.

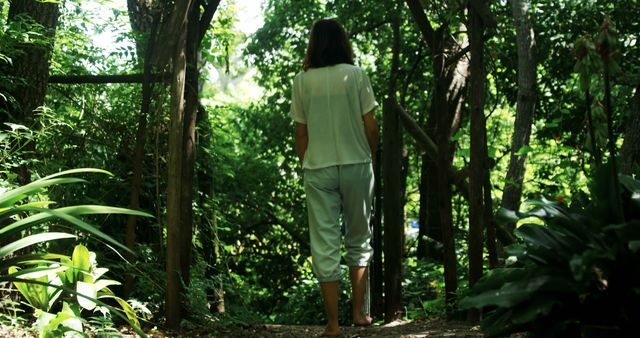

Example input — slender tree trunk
[405,0,464,308]
[468,0,491,321]
[417,153,442,261]
[124,11,159,297]
[165,0,193,328]
[371,145,383,318]
[468,0,486,290]
[4,0,59,184]
[434,69,458,308]
[196,103,224,312]
[501,0,537,234]
[383,98,404,322]
[585,89,602,166]
[383,12,404,322]
[178,1,200,300]
[127,0,155,59]
[620,85,640,174]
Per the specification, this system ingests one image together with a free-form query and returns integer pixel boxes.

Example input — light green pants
[304,163,374,282]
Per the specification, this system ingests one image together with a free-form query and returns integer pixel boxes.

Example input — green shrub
[272,264,351,325]
[0,169,152,337]
[460,165,640,337]
[403,258,442,320]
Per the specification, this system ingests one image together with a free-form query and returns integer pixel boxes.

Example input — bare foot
[353,314,373,326]
[320,324,340,337]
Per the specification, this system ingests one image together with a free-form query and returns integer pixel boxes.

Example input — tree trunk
[417,153,442,261]
[620,84,640,175]
[468,2,485,288]
[502,0,537,233]
[434,67,458,308]
[178,1,200,302]
[383,11,404,322]
[4,0,59,184]
[405,0,467,308]
[468,0,491,322]
[371,145,383,318]
[165,0,193,329]
[124,10,160,297]
[383,98,404,322]
[197,103,224,312]
[127,0,155,59]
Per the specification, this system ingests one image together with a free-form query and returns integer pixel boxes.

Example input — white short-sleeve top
[289,63,378,170]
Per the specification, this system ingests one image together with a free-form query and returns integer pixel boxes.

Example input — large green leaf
[0,253,68,271]
[1,206,130,253]
[1,205,152,238]
[76,281,97,310]
[510,297,559,325]
[481,307,519,338]
[465,268,528,295]
[71,244,91,283]
[460,275,568,309]
[5,277,147,337]
[34,168,112,182]
[0,178,87,209]
[101,295,141,328]
[0,232,76,258]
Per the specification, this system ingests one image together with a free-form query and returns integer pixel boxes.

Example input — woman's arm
[363,110,379,161]
[295,122,308,164]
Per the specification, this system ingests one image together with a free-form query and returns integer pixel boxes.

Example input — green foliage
[402,258,442,320]
[271,265,351,325]
[0,169,151,337]
[460,165,640,337]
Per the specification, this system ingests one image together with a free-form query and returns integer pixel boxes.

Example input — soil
[4,319,482,337]
[147,319,482,337]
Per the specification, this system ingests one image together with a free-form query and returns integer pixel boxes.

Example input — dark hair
[302,19,354,71]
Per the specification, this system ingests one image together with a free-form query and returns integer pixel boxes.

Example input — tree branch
[349,19,391,37]
[444,45,470,68]
[393,102,469,196]
[198,0,221,45]
[469,0,497,30]
[48,73,170,84]
[405,0,437,52]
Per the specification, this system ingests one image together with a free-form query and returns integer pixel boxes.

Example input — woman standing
[289,18,379,337]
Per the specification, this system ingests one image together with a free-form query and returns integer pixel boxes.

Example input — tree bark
[620,84,640,175]
[501,0,537,233]
[468,0,491,322]
[165,0,193,329]
[124,14,159,298]
[383,11,404,322]
[4,0,59,184]
[178,0,201,305]
[405,0,467,307]
[383,98,404,323]
[127,0,155,59]
[371,145,383,318]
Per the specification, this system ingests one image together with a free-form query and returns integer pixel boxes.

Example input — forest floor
[3,319,482,337]
[147,319,483,337]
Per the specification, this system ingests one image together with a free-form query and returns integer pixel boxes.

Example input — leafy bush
[0,168,151,337]
[271,263,351,325]
[460,166,640,337]
[403,258,442,320]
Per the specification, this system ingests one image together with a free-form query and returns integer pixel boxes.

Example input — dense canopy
[1,0,639,337]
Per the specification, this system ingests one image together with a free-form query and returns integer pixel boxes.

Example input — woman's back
[290,63,377,169]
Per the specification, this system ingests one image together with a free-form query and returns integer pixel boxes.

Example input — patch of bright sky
[80,0,133,66]
[80,0,265,105]
[204,0,265,106]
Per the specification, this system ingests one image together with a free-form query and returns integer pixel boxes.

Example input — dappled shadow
[203,319,482,337]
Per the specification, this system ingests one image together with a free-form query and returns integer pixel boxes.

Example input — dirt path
[4,319,482,337]
[189,319,482,337]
